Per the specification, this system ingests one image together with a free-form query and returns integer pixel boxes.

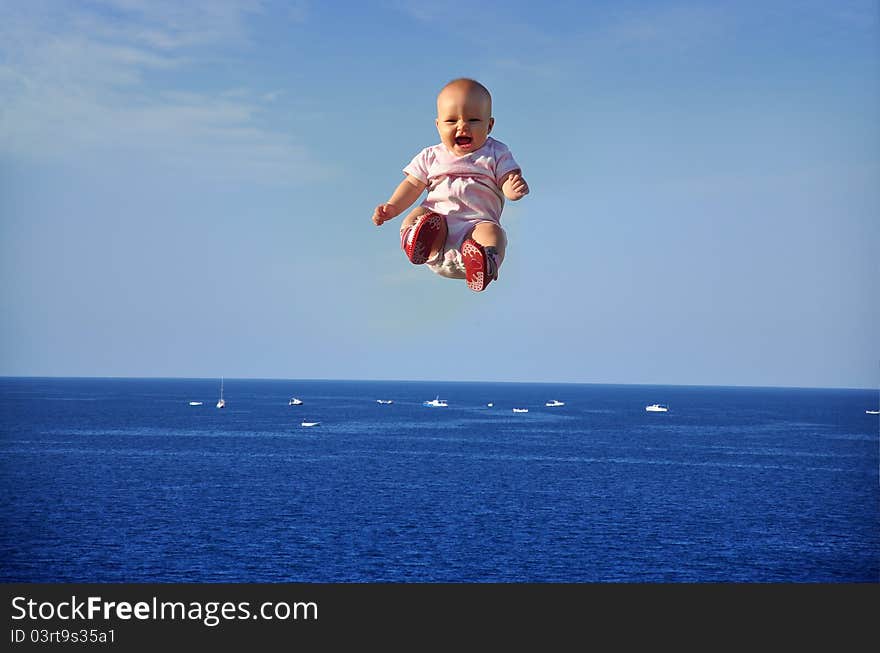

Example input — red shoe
[461,239,498,292]
[401,213,443,264]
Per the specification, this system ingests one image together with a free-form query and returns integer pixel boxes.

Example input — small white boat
[646,404,668,413]
[188,401,203,406]
[216,377,226,409]
[512,408,529,413]
[301,421,320,427]
[423,396,448,407]
[376,399,393,405]
[487,402,494,407]
[867,409,880,415]
[545,400,565,407]
[289,397,303,406]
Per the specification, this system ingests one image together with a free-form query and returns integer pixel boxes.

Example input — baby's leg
[400,206,429,231]
[461,221,506,292]
[469,221,506,266]
[400,207,447,263]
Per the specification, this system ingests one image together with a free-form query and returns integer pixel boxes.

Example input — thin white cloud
[584,4,730,54]
[492,58,564,80]
[0,0,323,185]
[86,0,266,49]
[388,0,441,25]
[390,1,731,76]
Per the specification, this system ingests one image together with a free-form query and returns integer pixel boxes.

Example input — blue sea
[1,377,877,583]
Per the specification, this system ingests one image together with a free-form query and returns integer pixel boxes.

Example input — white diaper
[424,216,503,280]
[426,248,466,279]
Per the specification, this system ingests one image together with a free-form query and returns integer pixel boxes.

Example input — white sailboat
[216,377,226,409]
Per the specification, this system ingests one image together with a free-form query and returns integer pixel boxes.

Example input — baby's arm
[372,175,427,226]
[499,170,529,201]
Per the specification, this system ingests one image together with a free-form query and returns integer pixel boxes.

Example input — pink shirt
[403,137,521,226]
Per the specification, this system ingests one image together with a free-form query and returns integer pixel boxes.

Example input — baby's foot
[461,239,499,292]
[401,213,443,264]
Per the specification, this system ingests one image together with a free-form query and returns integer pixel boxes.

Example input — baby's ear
[488,117,495,133]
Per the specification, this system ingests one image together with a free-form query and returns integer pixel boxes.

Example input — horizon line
[0,374,874,392]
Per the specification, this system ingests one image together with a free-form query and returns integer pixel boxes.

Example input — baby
[372,78,529,292]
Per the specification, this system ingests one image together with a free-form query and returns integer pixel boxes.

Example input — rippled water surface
[1,378,877,582]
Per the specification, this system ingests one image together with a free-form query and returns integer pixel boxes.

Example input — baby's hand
[505,173,530,200]
[372,203,397,226]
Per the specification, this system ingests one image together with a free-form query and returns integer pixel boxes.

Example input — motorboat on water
[289,397,303,406]
[487,402,494,407]
[545,400,565,407]
[512,408,529,413]
[423,396,448,407]
[645,404,668,413]
[301,420,320,427]
[376,399,393,405]
[867,409,880,415]
[188,401,203,406]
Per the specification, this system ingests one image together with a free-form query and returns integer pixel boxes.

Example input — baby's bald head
[437,78,492,116]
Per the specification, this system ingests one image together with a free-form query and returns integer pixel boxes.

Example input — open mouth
[455,136,473,146]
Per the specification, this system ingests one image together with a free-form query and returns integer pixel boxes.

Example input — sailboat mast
[216,376,226,408]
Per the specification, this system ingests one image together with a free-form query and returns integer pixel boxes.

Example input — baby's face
[435,82,494,157]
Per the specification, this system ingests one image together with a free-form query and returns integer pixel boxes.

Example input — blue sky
[1,0,877,388]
